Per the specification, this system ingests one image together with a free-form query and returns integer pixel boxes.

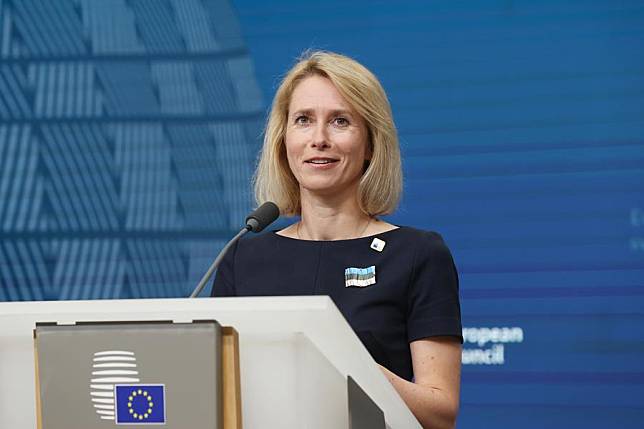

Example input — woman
[212,51,462,429]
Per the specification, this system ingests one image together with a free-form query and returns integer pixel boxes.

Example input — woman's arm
[379,337,462,429]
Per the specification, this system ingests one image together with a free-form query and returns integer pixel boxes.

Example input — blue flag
[115,384,166,424]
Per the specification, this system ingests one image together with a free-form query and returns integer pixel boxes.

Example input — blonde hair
[254,51,402,216]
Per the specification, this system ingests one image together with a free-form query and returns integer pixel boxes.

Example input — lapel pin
[370,238,386,252]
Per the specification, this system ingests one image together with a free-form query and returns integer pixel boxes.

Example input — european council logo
[115,384,166,424]
[89,350,166,425]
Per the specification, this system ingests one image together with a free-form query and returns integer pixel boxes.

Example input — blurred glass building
[0,0,263,300]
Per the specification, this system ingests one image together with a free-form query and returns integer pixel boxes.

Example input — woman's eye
[333,117,349,127]
[294,115,310,125]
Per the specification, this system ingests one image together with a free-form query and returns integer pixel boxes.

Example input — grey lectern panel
[348,376,386,429]
[35,321,221,429]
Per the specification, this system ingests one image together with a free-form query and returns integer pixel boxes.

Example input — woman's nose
[311,123,329,148]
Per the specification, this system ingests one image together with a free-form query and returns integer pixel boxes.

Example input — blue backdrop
[1,1,643,427]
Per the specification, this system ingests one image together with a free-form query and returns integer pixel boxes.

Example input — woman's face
[284,75,370,198]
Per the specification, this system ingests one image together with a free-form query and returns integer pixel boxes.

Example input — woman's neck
[297,188,371,241]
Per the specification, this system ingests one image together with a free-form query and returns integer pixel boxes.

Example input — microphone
[245,201,280,232]
[189,202,280,298]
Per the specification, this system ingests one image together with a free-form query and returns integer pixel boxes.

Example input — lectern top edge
[0,295,335,315]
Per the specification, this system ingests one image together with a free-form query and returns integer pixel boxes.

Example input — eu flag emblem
[114,384,166,424]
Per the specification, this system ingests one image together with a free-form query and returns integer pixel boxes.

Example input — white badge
[370,237,386,252]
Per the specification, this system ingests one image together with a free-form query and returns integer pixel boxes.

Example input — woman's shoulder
[238,229,283,247]
[230,230,290,265]
[390,226,455,263]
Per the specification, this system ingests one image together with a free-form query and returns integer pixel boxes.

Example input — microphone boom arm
[189,226,250,298]
[189,202,279,298]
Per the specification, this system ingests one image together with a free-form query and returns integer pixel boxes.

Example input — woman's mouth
[305,157,339,165]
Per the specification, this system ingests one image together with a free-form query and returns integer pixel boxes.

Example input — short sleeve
[407,232,462,343]
[210,239,238,297]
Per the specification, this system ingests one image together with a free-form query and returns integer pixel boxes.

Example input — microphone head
[245,202,280,232]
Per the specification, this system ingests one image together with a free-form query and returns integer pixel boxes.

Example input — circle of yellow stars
[127,389,154,420]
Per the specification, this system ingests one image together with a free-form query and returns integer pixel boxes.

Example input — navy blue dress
[211,226,462,381]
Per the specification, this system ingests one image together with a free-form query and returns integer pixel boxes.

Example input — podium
[0,296,421,428]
